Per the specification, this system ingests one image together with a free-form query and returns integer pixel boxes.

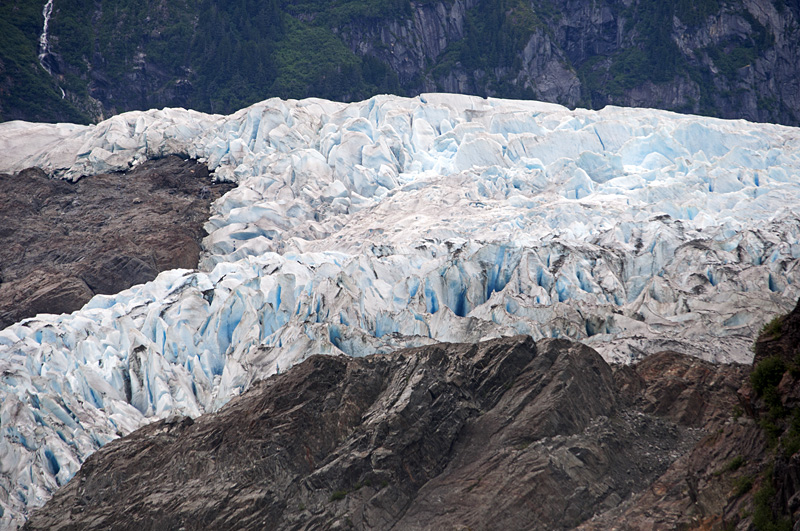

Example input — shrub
[760,316,783,340]
[733,475,754,496]
[782,410,800,458]
[752,470,792,531]
[725,455,745,472]
[751,356,787,397]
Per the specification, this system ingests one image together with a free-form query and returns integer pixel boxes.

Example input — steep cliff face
[338,0,584,106]
[337,0,476,86]
[4,0,799,125]
[339,0,800,124]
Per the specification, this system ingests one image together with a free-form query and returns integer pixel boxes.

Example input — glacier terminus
[0,93,799,527]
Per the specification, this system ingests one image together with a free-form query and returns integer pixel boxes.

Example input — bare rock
[23,336,748,531]
[624,351,749,429]
[0,156,233,328]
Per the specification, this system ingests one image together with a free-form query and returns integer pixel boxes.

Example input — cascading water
[38,0,65,98]
[38,0,55,75]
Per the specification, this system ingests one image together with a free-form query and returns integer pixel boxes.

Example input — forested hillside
[2,0,799,125]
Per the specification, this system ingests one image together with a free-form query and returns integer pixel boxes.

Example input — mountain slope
[3,0,800,125]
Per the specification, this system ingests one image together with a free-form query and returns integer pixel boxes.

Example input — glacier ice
[1,94,800,526]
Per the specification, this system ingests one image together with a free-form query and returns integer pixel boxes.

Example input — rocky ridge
[582,299,800,530]
[24,334,762,530]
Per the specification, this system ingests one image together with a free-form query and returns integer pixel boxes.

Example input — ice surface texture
[1,93,800,526]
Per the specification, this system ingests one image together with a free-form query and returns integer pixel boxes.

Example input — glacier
[1,93,800,527]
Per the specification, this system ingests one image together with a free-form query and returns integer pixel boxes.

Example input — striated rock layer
[23,335,753,531]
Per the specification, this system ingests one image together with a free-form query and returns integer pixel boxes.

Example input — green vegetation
[744,308,800,529]
[0,0,787,123]
[760,316,784,341]
[733,474,754,496]
[330,489,347,501]
[751,355,788,442]
[579,0,688,106]
[430,0,544,99]
[286,0,412,26]
[725,455,746,472]
[577,0,777,119]
[271,18,362,101]
[605,47,651,95]
[674,0,720,26]
[778,408,800,458]
[752,467,792,531]
[751,356,787,398]
[706,43,756,79]
[3,0,409,121]
[715,454,746,477]
[459,0,542,70]
[0,0,89,122]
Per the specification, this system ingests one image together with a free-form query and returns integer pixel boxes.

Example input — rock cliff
[342,0,800,125]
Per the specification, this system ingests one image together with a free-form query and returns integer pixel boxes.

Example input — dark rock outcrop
[24,336,750,530]
[0,156,233,329]
[583,355,760,530]
[747,298,800,529]
[583,303,800,530]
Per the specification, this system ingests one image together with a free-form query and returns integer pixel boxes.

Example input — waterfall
[38,0,55,75]
[38,0,64,98]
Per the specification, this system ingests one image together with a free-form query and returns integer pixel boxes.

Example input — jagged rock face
[585,354,760,530]
[616,351,751,429]
[324,0,800,124]
[341,0,478,84]
[342,0,583,105]
[584,302,800,530]
[579,418,768,530]
[23,336,749,531]
[0,156,233,328]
